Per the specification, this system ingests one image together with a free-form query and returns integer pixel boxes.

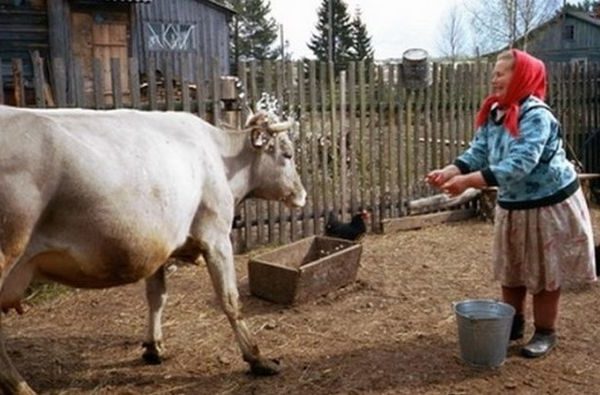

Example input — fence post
[212,57,221,124]
[52,57,67,107]
[12,58,25,107]
[147,56,157,111]
[165,55,175,111]
[93,58,105,110]
[32,51,46,108]
[73,58,85,108]
[129,57,141,108]
[111,58,123,109]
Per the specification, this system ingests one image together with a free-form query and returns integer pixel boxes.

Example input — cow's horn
[268,120,293,133]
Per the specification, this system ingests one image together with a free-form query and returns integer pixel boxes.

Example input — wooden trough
[248,236,363,305]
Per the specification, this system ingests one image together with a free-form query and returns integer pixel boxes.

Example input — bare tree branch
[437,4,469,63]
[465,0,562,53]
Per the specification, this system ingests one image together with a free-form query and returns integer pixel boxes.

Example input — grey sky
[268,0,587,60]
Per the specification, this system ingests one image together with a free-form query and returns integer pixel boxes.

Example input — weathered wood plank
[407,188,481,213]
[396,63,406,216]
[212,57,221,125]
[165,56,175,111]
[329,61,339,217]
[73,58,85,108]
[339,70,348,220]
[309,61,321,235]
[111,58,123,109]
[381,208,477,233]
[387,63,397,218]
[146,56,157,111]
[181,54,191,113]
[128,57,141,108]
[12,58,25,107]
[32,51,45,108]
[319,61,329,226]
[93,58,104,109]
[358,60,367,212]
[431,63,440,170]
[368,62,377,230]
[295,61,309,240]
[348,62,358,214]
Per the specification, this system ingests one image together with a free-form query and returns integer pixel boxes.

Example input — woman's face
[491,59,514,98]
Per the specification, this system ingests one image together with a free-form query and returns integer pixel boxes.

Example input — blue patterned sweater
[454,96,579,209]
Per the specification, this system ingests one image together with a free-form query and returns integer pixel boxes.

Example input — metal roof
[567,10,600,27]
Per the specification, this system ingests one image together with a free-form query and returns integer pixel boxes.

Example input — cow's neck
[208,126,255,205]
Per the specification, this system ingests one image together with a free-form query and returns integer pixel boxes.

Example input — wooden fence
[1,54,599,252]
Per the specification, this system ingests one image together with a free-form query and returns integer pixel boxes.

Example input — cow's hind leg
[202,238,280,376]
[142,265,167,365]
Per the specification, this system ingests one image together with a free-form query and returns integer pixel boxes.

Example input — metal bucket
[453,299,515,368]
[402,48,432,90]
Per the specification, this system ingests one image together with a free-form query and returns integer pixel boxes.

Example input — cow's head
[245,111,306,208]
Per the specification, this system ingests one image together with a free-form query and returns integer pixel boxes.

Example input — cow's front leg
[202,236,280,376]
[0,315,37,395]
[142,265,167,365]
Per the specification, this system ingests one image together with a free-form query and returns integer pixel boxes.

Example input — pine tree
[349,7,374,62]
[307,0,353,72]
[230,0,279,63]
[564,0,596,12]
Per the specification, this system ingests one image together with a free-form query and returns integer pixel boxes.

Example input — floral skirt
[493,188,596,293]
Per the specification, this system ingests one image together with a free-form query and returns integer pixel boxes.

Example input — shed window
[562,24,575,40]
[146,22,196,51]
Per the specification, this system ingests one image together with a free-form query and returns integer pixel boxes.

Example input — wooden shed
[0,0,235,104]
[518,10,600,65]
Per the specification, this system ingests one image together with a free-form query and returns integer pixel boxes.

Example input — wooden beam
[380,208,478,233]
[407,188,481,213]
[47,0,68,61]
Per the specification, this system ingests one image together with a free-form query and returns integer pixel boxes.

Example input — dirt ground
[3,204,600,395]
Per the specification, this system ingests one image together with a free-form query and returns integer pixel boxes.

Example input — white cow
[0,105,306,395]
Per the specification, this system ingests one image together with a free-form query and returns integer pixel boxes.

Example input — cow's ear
[247,111,273,149]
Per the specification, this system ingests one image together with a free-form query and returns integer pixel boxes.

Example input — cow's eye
[282,152,293,160]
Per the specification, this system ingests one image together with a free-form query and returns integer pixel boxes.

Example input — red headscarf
[474,49,547,137]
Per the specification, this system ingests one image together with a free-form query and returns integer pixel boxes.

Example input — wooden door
[71,11,130,102]
[92,21,130,96]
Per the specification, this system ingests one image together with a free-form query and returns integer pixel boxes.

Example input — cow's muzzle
[283,188,306,208]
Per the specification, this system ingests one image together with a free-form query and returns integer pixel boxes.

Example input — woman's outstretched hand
[425,165,460,188]
[440,175,470,197]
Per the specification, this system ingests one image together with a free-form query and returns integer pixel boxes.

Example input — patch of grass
[24,281,71,306]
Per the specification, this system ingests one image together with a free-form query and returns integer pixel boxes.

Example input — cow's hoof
[15,382,37,395]
[249,357,281,376]
[142,342,163,365]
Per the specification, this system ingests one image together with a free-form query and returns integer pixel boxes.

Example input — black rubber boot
[510,313,525,341]
[521,328,557,358]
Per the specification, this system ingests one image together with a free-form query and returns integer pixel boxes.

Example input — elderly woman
[426,49,596,358]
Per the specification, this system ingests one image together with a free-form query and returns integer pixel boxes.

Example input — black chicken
[325,210,369,241]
